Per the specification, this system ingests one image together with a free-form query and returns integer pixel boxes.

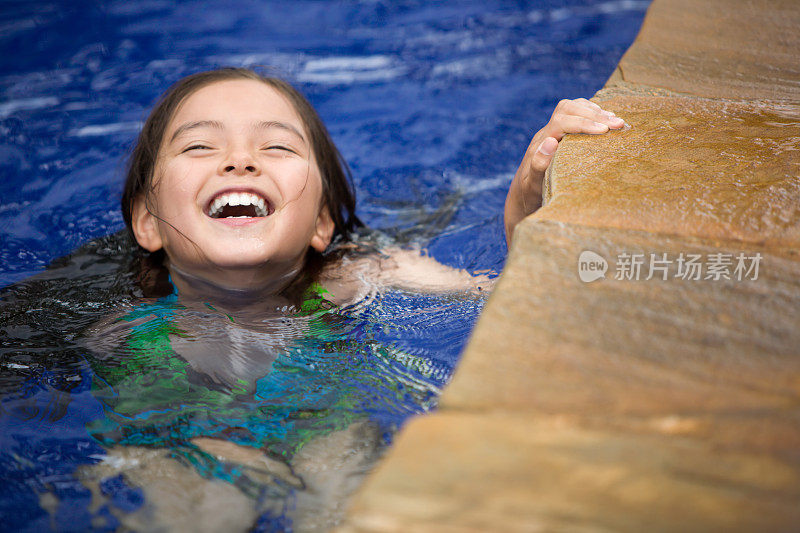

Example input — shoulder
[316,249,382,306]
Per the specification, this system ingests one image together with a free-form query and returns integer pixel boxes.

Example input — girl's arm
[504,98,626,245]
[320,246,493,303]
[372,246,493,293]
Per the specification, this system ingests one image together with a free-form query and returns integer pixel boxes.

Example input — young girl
[122,68,484,310]
[121,67,625,307]
[51,68,626,529]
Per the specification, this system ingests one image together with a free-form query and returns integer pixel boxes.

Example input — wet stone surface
[341,411,800,532]
[341,0,800,529]
[541,87,800,249]
[447,220,800,416]
[613,0,800,101]
[343,220,800,532]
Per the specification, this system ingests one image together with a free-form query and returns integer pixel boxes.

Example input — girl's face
[131,79,334,292]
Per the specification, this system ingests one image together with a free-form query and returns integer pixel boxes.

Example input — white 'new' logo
[577,250,607,283]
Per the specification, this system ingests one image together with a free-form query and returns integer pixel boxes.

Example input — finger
[579,99,616,119]
[578,109,625,129]
[544,115,613,139]
[575,98,603,112]
[558,99,625,128]
[529,136,559,175]
[589,106,625,129]
[602,112,625,129]
[557,98,605,117]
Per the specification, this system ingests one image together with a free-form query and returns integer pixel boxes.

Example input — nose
[219,149,260,177]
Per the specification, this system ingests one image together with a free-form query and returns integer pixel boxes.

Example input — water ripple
[0,96,59,118]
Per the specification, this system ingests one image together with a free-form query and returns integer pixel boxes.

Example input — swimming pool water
[0,1,649,530]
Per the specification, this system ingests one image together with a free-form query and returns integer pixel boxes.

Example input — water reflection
[0,232,483,531]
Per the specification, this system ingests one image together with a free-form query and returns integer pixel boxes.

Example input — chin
[204,247,303,272]
[204,257,273,273]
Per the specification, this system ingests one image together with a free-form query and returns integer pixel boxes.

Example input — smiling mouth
[207,192,272,219]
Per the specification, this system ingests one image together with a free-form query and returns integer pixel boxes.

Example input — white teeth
[208,192,270,217]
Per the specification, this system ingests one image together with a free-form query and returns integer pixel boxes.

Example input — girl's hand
[503,98,626,245]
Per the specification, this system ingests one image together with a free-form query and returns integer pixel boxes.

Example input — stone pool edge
[339,0,800,530]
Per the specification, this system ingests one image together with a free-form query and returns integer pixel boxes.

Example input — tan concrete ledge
[444,220,800,413]
[341,411,799,532]
[342,221,800,531]
[608,0,800,102]
[341,0,800,530]
[540,87,800,250]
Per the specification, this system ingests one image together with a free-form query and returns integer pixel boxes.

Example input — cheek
[274,159,311,195]
[297,171,325,211]
[152,161,200,216]
[166,159,199,192]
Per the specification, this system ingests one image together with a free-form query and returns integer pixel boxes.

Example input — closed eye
[182,144,212,153]
[263,145,297,154]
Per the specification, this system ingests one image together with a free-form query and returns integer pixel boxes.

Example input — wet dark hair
[121,67,359,249]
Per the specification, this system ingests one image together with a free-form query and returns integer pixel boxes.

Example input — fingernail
[537,142,555,156]
[602,110,616,117]
[610,116,624,125]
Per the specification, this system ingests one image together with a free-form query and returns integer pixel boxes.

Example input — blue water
[0,1,649,530]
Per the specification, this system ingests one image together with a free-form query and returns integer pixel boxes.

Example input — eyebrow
[168,119,307,145]
[169,120,224,143]
[254,120,307,145]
